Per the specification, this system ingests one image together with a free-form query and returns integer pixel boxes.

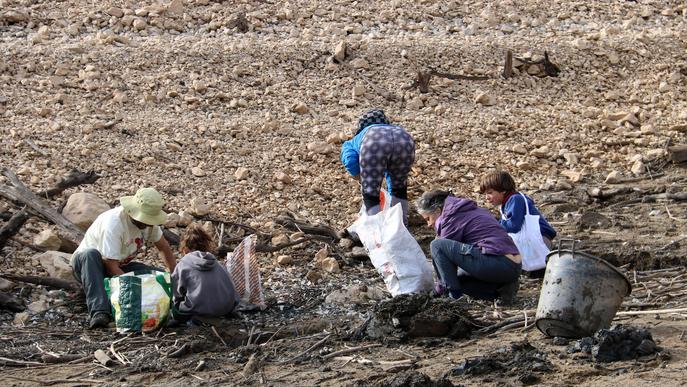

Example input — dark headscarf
[356,109,390,135]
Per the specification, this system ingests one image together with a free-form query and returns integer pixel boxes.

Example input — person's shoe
[497,280,519,305]
[88,312,111,329]
[433,282,448,297]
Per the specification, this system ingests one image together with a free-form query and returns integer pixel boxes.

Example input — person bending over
[416,190,521,304]
[340,108,415,223]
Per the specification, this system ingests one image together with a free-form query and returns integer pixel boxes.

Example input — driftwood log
[0,274,78,291]
[36,170,100,199]
[0,168,85,245]
[0,208,30,250]
[274,216,340,241]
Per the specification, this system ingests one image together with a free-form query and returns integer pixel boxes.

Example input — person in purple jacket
[416,190,522,303]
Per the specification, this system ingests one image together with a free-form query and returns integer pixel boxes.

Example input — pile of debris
[365,294,475,341]
[566,325,666,362]
[452,340,553,384]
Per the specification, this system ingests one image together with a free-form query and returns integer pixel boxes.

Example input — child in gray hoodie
[171,224,239,324]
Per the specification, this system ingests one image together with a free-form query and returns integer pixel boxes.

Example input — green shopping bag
[104,270,172,333]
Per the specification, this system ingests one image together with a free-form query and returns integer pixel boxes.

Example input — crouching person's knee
[80,248,103,264]
[430,238,450,260]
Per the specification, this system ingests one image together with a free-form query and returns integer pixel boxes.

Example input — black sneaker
[89,312,111,329]
[496,280,519,305]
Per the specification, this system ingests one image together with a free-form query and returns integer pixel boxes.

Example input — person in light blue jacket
[340,109,415,223]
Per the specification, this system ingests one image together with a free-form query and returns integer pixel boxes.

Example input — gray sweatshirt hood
[185,251,217,271]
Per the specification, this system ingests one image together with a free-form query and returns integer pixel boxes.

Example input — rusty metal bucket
[535,240,632,338]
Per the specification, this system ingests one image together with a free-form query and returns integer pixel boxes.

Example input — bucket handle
[556,238,580,254]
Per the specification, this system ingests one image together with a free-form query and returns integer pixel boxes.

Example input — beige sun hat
[119,187,167,226]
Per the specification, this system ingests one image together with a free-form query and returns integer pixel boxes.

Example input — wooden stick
[502,50,513,78]
[211,325,229,348]
[0,356,44,366]
[278,334,331,364]
[322,344,382,360]
[616,307,687,316]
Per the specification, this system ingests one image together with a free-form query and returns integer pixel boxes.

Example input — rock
[321,257,340,273]
[191,167,206,177]
[62,192,110,231]
[13,312,29,326]
[291,102,309,114]
[407,98,424,110]
[326,132,347,144]
[271,234,289,246]
[561,170,583,183]
[235,167,250,180]
[604,170,622,184]
[177,210,193,227]
[33,229,62,251]
[350,58,369,69]
[133,18,147,31]
[164,213,180,228]
[27,300,49,314]
[307,141,333,155]
[35,251,76,283]
[339,238,353,250]
[631,159,645,175]
[166,0,184,16]
[530,146,550,158]
[276,255,293,265]
[512,144,527,154]
[578,211,612,230]
[107,7,124,18]
[274,171,292,184]
[333,40,347,62]
[352,85,366,98]
[606,111,628,121]
[305,270,322,284]
[474,92,495,106]
[658,81,669,93]
[314,246,329,262]
[0,277,15,291]
[2,10,30,24]
[190,198,210,216]
[192,80,207,93]
[620,113,639,126]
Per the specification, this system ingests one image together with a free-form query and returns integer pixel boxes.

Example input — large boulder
[35,251,76,283]
[62,192,110,230]
[33,228,62,251]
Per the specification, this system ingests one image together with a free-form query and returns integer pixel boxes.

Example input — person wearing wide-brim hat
[70,187,176,329]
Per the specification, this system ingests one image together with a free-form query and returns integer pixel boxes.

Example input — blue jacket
[500,193,557,239]
[340,124,393,190]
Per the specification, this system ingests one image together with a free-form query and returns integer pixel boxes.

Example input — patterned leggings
[359,125,415,211]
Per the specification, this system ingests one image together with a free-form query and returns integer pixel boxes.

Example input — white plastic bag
[226,234,266,310]
[348,203,433,296]
[501,193,549,271]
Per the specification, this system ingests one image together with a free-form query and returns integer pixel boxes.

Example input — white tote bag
[348,203,433,296]
[501,193,549,271]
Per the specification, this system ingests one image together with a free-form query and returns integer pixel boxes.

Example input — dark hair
[479,170,516,194]
[180,223,216,253]
[416,190,452,214]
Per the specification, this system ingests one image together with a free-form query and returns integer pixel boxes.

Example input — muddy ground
[2,0,687,385]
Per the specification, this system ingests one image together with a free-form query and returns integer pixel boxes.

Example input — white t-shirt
[72,206,163,265]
